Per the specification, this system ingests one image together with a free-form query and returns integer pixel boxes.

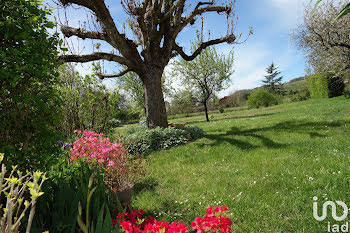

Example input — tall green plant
[308,73,329,99]
[0,0,62,170]
[77,174,120,233]
[32,158,112,233]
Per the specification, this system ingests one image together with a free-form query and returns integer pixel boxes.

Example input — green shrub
[0,0,62,171]
[247,90,279,109]
[218,105,225,113]
[344,89,350,98]
[327,74,345,98]
[108,118,122,128]
[308,72,345,99]
[308,73,329,99]
[121,126,205,155]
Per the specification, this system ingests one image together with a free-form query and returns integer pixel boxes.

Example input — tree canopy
[292,0,350,74]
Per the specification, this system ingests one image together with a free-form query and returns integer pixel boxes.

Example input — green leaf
[77,215,88,233]
[94,203,105,233]
[335,3,350,20]
[101,207,113,233]
[60,47,68,51]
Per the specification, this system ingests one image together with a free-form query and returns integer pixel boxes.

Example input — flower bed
[113,206,233,233]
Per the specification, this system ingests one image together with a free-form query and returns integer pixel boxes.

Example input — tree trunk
[203,100,209,122]
[142,68,168,129]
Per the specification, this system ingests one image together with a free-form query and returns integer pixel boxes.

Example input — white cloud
[264,0,309,28]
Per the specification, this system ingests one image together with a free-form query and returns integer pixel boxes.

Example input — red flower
[115,205,231,233]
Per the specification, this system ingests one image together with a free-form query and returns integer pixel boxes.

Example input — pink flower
[69,130,126,167]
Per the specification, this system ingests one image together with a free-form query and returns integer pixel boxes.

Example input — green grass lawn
[132,97,350,232]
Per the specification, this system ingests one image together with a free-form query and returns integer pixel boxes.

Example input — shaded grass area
[132,97,350,232]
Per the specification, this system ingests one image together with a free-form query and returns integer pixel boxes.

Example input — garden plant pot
[117,182,134,210]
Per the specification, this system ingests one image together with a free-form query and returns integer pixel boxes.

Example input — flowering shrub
[113,206,233,233]
[70,130,126,166]
[121,125,205,155]
[70,130,144,192]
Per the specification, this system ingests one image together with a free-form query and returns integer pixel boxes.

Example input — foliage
[116,71,146,113]
[0,153,47,233]
[344,89,350,98]
[121,126,205,155]
[58,64,121,136]
[226,90,252,107]
[32,158,109,233]
[219,105,225,113]
[247,90,279,109]
[77,174,120,233]
[172,44,234,122]
[109,118,122,128]
[117,71,170,115]
[308,73,329,98]
[114,206,233,233]
[292,1,350,74]
[167,90,198,116]
[327,73,345,98]
[262,62,284,95]
[0,0,62,170]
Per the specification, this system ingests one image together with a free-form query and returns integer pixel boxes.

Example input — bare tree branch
[97,68,131,79]
[178,4,231,32]
[61,25,112,43]
[173,35,236,61]
[59,0,142,64]
[59,52,129,65]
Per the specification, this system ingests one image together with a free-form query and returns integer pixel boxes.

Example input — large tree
[172,45,233,122]
[58,0,239,128]
[292,0,350,74]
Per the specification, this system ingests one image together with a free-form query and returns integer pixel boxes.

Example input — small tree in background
[172,45,234,122]
[262,62,284,95]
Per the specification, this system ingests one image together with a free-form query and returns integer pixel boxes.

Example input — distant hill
[221,76,308,107]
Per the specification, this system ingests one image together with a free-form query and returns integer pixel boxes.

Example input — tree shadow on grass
[134,177,159,195]
[184,112,277,124]
[200,120,347,150]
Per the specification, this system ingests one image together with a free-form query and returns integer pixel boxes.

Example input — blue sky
[45,0,310,97]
